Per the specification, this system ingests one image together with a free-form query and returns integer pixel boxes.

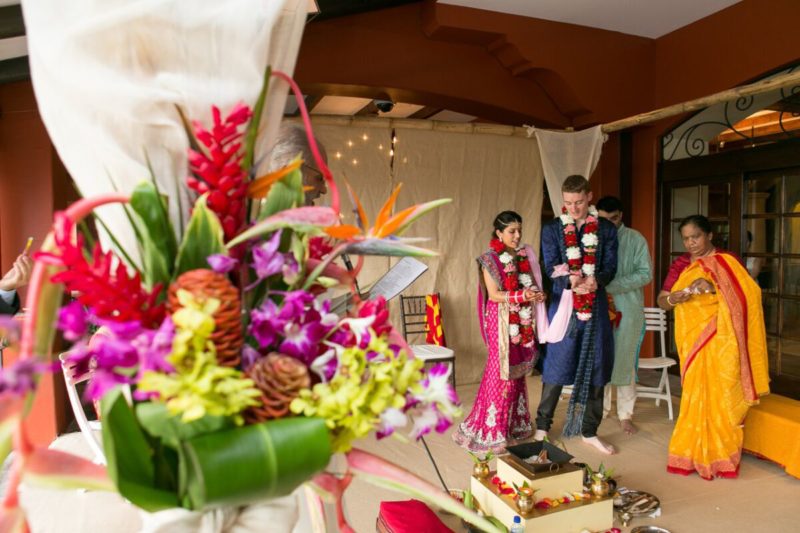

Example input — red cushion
[376,500,454,533]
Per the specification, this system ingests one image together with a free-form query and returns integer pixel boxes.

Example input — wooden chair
[399,294,456,387]
[562,307,677,421]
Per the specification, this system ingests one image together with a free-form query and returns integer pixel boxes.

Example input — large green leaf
[136,402,233,449]
[243,65,271,172]
[173,195,226,276]
[392,198,452,236]
[100,389,179,511]
[227,206,338,248]
[130,181,177,288]
[258,167,304,220]
[182,417,331,510]
[344,238,439,257]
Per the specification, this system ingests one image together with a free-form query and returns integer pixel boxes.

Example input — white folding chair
[400,294,456,387]
[59,353,106,464]
[636,307,677,420]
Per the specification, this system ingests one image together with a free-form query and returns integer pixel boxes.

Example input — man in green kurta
[597,196,652,435]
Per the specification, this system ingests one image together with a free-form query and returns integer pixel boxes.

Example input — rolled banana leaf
[182,416,331,510]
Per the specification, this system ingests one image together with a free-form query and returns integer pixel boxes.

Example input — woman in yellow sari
[658,215,770,479]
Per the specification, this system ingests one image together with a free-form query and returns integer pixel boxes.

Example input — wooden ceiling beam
[409,105,441,119]
[0,5,24,40]
[303,94,324,114]
[0,57,29,85]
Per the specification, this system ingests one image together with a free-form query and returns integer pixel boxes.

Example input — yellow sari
[667,252,770,479]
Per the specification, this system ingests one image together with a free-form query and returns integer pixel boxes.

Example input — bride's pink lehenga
[452,245,544,453]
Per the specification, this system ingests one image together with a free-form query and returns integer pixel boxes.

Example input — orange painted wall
[0,81,70,444]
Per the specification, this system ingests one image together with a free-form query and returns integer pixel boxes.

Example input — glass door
[662,178,739,359]
[743,169,800,383]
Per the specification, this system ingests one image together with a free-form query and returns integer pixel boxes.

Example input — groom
[535,175,618,454]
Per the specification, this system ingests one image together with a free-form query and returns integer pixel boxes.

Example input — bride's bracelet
[666,294,676,306]
[507,290,526,304]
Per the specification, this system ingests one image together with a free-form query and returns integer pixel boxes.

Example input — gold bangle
[666,295,675,306]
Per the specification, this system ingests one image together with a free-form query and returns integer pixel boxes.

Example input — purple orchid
[405,363,461,439]
[249,300,288,349]
[376,407,408,439]
[279,290,315,319]
[310,348,338,382]
[57,301,89,341]
[246,230,287,290]
[0,359,56,396]
[280,320,327,364]
[134,317,176,374]
[87,368,135,401]
[65,318,175,401]
[241,345,262,371]
[207,253,239,274]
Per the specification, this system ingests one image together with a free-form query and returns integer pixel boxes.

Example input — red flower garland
[560,207,599,321]
[489,239,536,345]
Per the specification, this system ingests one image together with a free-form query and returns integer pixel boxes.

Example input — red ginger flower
[309,236,334,260]
[186,103,253,241]
[35,213,165,328]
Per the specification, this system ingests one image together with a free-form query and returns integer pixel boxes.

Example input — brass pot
[591,479,610,498]
[472,461,490,479]
[516,487,535,514]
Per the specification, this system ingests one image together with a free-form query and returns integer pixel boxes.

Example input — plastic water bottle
[509,515,524,533]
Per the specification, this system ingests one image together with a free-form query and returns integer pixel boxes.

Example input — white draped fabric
[531,125,606,213]
[21,0,307,260]
[311,119,545,386]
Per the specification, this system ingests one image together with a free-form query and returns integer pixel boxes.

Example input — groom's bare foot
[620,419,638,435]
[582,436,616,455]
[533,429,548,442]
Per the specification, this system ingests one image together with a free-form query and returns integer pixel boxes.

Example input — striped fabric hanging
[424,294,447,347]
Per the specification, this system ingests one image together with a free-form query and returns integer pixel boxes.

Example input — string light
[335,151,342,159]
[378,144,384,150]
[352,158,358,165]
[392,135,398,144]
[389,149,394,156]
[362,133,369,141]
[347,140,354,147]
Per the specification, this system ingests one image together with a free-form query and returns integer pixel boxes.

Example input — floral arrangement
[559,206,599,321]
[489,475,590,509]
[489,239,535,345]
[0,70,505,532]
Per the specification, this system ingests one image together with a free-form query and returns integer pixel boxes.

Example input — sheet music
[368,257,428,301]
[324,257,428,315]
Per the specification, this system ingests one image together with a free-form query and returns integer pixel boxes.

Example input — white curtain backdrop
[22,0,308,259]
[532,125,606,213]
[312,118,544,385]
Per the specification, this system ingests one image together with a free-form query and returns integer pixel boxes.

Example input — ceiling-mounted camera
[374,99,395,113]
